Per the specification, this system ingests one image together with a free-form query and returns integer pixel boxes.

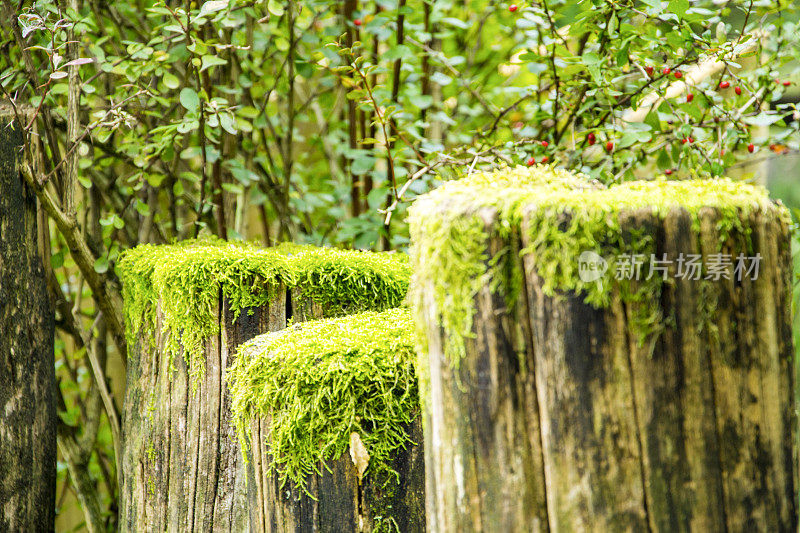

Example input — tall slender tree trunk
[0,107,56,530]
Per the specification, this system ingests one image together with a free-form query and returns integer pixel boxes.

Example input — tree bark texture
[418,205,796,532]
[244,401,425,533]
[0,108,56,531]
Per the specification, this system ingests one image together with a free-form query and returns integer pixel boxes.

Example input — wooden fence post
[230,308,425,533]
[0,106,56,530]
[117,241,410,532]
[409,166,797,532]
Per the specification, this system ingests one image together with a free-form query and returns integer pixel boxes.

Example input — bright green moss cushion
[117,238,411,381]
[408,165,786,365]
[228,307,418,493]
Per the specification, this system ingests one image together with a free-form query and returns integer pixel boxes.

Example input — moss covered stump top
[117,239,411,380]
[228,307,418,493]
[408,165,787,363]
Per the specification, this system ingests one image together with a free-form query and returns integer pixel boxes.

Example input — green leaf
[642,0,663,14]
[351,156,375,174]
[582,51,601,66]
[409,94,433,109]
[221,182,244,194]
[237,106,260,119]
[384,45,413,62]
[671,0,689,17]
[198,0,228,18]
[135,200,151,216]
[94,256,109,274]
[147,174,165,187]
[180,88,199,112]
[643,111,661,133]
[743,113,785,127]
[200,55,227,72]
[618,133,638,149]
[178,120,199,134]
[430,72,452,86]
[441,17,470,29]
[163,72,180,89]
[220,113,237,135]
[267,0,284,17]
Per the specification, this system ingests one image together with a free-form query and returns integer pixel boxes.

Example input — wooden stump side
[420,209,550,533]
[0,110,56,531]
[417,201,796,532]
[246,418,425,533]
[120,291,286,532]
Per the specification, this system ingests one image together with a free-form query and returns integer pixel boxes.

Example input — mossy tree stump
[409,167,797,532]
[0,107,56,531]
[230,308,425,533]
[117,241,410,532]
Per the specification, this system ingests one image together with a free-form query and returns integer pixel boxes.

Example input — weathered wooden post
[117,240,410,532]
[0,106,56,530]
[230,307,425,532]
[409,166,797,532]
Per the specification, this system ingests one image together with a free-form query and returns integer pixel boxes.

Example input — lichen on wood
[0,105,56,532]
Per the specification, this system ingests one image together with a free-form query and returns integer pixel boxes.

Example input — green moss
[116,238,410,384]
[408,165,787,366]
[227,307,418,496]
[408,165,598,365]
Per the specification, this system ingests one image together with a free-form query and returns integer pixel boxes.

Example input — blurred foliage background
[2,0,800,530]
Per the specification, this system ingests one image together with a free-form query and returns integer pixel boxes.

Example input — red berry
[645,66,654,76]
[747,143,755,153]
[665,169,673,175]
[734,86,742,95]
[662,67,671,75]
[674,71,683,79]
[540,140,549,147]
[526,157,535,166]
[681,138,688,145]
[353,18,362,26]
[720,149,725,156]
[719,81,730,89]
[587,132,596,145]
[605,141,614,152]
[688,136,695,143]
[783,81,791,87]
[540,156,549,163]
[686,93,694,102]
[509,4,518,11]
